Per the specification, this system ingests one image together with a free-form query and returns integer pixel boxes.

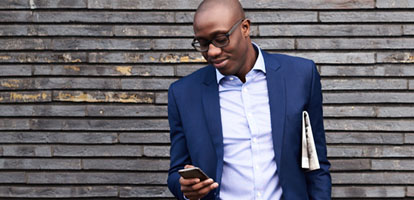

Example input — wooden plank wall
[0,0,413,199]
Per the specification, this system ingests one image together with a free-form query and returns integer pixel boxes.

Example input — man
[167,0,331,199]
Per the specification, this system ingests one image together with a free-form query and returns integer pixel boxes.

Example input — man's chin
[216,67,234,76]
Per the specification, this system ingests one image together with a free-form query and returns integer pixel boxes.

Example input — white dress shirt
[216,44,283,199]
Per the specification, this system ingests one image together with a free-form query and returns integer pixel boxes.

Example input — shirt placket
[241,74,263,200]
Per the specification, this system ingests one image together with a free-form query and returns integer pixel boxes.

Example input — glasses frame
[191,18,245,52]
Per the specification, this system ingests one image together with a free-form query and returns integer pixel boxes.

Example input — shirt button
[253,138,257,143]
[243,87,248,92]
[257,192,262,197]
[229,77,234,81]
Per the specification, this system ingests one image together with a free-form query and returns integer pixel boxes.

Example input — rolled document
[301,111,320,171]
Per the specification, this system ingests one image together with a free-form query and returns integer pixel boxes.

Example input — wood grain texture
[0,0,413,199]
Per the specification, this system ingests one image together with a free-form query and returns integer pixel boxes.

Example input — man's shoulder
[169,64,214,90]
[261,51,317,82]
[264,51,315,67]
[262,51,316,74]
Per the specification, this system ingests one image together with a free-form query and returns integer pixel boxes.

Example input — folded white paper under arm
[301,111,320,171]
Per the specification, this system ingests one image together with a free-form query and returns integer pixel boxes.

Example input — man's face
[193,9,249,76]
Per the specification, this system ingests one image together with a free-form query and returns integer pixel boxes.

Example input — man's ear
[241,19,251,37]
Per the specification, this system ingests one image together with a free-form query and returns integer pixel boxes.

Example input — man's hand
[180,165,219,200]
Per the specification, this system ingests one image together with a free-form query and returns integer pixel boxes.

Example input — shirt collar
[216,42,265,84]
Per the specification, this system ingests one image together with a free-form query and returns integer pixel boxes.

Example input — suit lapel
[201,65,224,183]
[263,51,286,167]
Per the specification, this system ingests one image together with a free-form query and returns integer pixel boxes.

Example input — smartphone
[178,167,209,181]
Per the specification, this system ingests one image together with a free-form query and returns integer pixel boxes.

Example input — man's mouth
[211,59,228,68]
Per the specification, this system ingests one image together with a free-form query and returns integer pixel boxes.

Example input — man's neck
[236,43,258,83]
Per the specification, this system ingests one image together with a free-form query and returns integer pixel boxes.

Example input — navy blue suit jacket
[167,50,331,200]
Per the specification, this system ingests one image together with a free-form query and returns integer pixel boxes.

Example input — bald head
[192,0,256,81]
[194,0,245,24]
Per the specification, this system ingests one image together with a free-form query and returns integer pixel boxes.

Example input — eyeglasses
[191,19,245,52]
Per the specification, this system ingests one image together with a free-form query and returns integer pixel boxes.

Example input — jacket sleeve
[167,84,191,200]
[305,61,332,199]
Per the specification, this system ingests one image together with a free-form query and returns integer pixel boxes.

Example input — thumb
[184,164,195,169]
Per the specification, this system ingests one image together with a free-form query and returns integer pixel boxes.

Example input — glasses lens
[192,40,209,52]
[212,35,229,47]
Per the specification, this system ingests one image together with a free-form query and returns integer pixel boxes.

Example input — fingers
[180,176,200,186]
[181,178,212,192]
[179,166,217,199]
[181,178,219,200]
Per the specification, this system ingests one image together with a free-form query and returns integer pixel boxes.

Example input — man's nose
[207,43,222,58]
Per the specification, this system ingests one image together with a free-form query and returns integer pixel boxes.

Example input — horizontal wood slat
[0,0,413,199]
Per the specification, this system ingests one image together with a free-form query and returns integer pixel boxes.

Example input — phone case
[178,167,209,181]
